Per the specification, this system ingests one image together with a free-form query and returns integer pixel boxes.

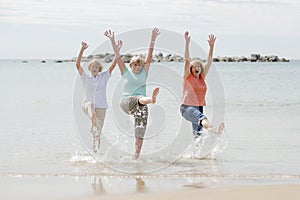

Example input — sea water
[0,60,300,197]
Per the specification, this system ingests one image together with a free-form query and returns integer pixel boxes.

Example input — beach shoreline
[2,173,299,200]
[63,184,300,200]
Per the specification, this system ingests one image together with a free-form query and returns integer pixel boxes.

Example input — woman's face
[90,64,100,77]
[191,63,202,77]
[130,62,143,74]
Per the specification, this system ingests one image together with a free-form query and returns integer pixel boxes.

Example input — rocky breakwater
[214,54,289,62]
[62,53,289,63]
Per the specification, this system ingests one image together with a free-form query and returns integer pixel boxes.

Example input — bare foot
[217,122,225,135]
[151,87,160,104]
[207,122,225,137]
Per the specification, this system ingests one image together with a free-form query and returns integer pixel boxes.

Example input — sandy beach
[63,184,300,200]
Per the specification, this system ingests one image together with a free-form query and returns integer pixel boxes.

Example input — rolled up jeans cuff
[198,116,207,126]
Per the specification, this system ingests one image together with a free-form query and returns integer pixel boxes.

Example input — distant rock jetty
[62,53,289,63]
[21,53,289,64]
[213,54,289,62]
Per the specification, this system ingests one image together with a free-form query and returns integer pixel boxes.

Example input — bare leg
[91,124,100,153]
[91,126,97,153]
[91,112,96,126]
[90,111,97,153]
[95,118,103,150]
[138,87,159,105]
[84,102,98,152]
[83,102,96,126]
[134,138,144,159]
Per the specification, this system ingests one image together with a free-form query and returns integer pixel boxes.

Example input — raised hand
[81,41,88,50]
[145,27,160,74]
[207,34,216,47]
[184,31,191,44]
[76,41,88,75]
[151,27,160,41]
[105,29,119,56]
[109,39,123,74]
[116,40,123,52]
[104,30,114,40]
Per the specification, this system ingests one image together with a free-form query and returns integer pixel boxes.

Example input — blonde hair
[129,56,145,67]
[190,59,204,74]
[88,59,103,72]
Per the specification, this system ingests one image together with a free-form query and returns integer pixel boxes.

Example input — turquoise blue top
[122,67,147,97]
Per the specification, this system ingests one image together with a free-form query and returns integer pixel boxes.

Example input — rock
[240,56,248,62]
[213,58,220,62]
[103,55,113,63]
[121,54,133,63]
[63,53,289,63]
[251,54,261,60]
[267,55,279,62]
[279,58,289,62]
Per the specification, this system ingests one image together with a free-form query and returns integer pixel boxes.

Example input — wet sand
[66,184,300,200]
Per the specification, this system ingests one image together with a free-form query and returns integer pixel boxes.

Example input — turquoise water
[0,60,300,197]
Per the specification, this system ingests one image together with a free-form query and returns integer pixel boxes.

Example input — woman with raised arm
[180,31,224,139]
[76,39,122,153]
[105,28,160,159]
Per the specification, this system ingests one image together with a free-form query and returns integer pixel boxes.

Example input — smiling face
[130,62,143,74]
[129,56,144,74]
[88,59,103,77]
[190,60,203,78]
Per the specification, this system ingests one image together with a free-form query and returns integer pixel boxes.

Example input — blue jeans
[180,104,207,136]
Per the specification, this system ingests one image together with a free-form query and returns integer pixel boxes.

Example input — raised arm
[144,27,160,74]
[108,40,123,73]
[183,31,191,79]
[76,41,88,76]
[104,30,126,75]
[202,34,216,77]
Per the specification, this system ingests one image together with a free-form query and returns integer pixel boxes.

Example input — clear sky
[0,0,299,59]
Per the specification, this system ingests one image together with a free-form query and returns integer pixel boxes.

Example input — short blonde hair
[88,59,103,72]
[190,59,204,73]
[129,56,145,67]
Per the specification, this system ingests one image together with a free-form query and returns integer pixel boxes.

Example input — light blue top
[122,67,147,96]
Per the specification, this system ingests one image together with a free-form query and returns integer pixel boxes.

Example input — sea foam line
[0,172,300,180]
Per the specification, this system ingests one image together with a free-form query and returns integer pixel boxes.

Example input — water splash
[182,129,227,159]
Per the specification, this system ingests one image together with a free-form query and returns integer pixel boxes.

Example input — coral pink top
[181,73,207,106]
